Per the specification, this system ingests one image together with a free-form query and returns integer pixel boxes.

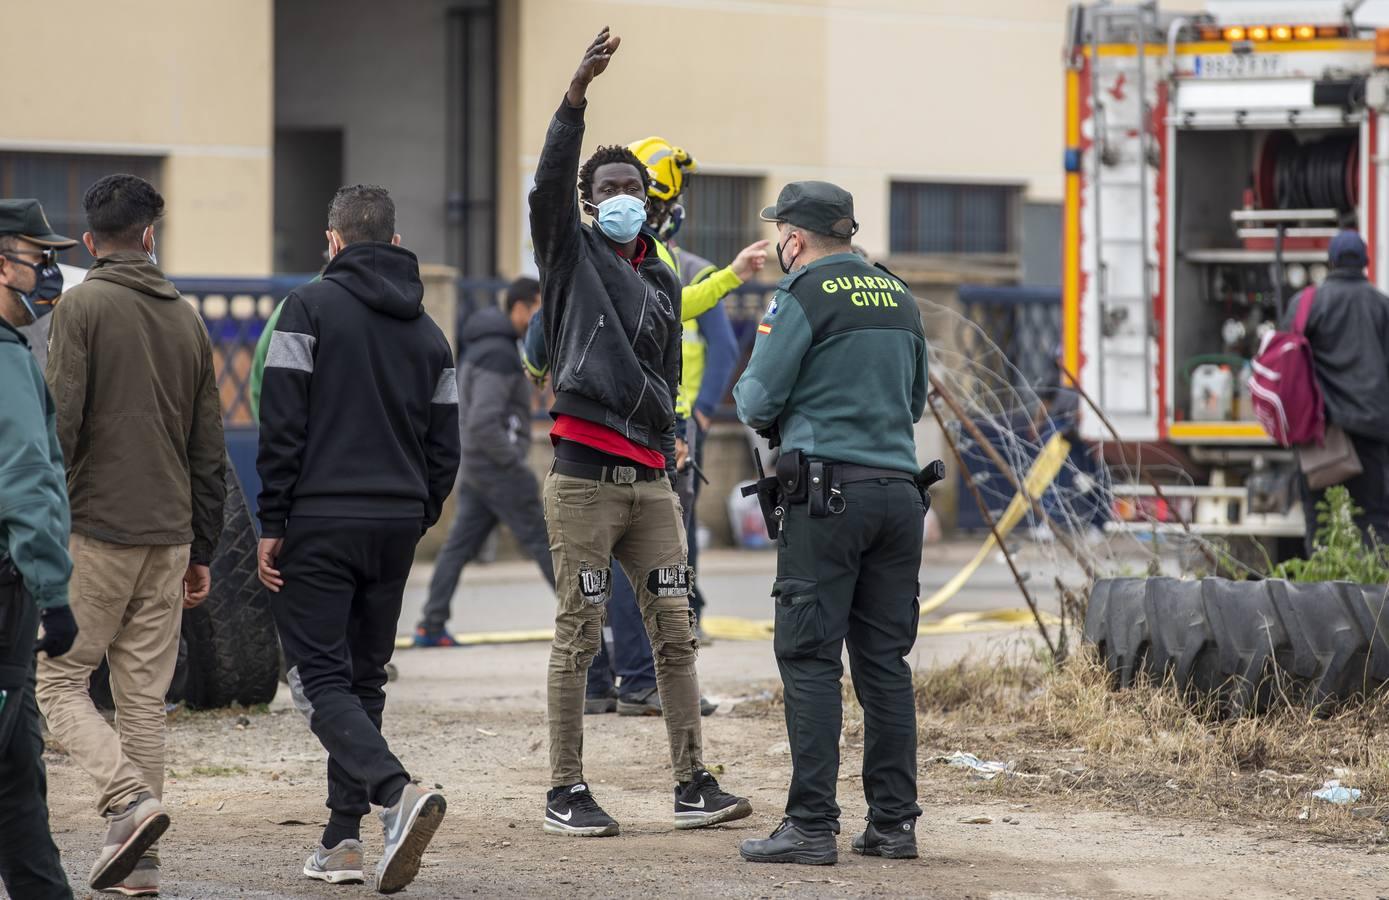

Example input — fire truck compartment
[1170,124,1360,431]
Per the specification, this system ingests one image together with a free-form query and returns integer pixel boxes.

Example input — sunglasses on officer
[2,247,58,268]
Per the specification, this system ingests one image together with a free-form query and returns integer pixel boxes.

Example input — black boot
[851,818,918,859]
[739,819,837,865]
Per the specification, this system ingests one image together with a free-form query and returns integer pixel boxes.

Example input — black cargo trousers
[773,475,924,834]
[0,590,73,900]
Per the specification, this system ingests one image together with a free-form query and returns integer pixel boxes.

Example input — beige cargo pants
[543,472,703,787]
[36,534,189,816]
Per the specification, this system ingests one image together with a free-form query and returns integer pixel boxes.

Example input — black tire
[1085,577,1389,714]
[87,633,189,711]
[84,459,276,711]
[181,460,280,709]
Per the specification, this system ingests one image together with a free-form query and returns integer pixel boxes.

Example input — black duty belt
[834,464,918,485]
[551,458,665,485]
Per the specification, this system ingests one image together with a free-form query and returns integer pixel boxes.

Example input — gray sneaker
[90,794,170,891]
[107,854,160,897]
[375,783,446,894]
[303,839,365,884]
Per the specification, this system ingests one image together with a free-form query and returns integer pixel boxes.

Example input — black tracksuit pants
[0,595,73,900]
[773,477,925,834]
[273,517,418,821]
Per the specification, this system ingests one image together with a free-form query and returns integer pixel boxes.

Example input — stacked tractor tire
[89,460,279,710]
[1085,577,1389,714]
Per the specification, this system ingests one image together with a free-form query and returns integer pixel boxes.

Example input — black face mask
[776,232,800,275]
[2,255,62,321]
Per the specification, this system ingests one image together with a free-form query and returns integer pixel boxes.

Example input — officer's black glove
[35,605,78,658]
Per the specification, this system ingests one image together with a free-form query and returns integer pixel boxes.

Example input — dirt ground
[37,641,1389,900]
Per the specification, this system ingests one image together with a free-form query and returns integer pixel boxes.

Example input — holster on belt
[775,449,807,504]
[741,448,784,539]
[741,476,783,539]
[915,459,947,512]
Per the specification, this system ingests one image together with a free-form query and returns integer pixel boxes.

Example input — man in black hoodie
[257,184,459,893]
[414,277,554,645]
[531,29,750,838]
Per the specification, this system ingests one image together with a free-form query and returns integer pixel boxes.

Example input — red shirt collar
[618,234,649,271]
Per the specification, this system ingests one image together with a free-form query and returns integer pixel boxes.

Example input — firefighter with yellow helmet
[626,135,760,639]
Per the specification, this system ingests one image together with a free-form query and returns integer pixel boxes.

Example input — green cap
[760,181,859,238]
[0,199,76,248]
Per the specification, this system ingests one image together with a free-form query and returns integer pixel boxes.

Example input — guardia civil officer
[734,182,930,865]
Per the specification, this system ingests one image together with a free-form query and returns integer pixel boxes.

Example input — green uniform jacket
[733,253,929,474]
[251,274,322,423]
[249,298,285,424]
[0,319,71,609]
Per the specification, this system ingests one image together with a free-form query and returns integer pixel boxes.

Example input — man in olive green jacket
[37,175,225,894]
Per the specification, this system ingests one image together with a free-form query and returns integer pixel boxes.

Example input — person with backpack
[1273,231,1389,547]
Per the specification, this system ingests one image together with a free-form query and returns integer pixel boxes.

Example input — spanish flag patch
[757,323,772,335]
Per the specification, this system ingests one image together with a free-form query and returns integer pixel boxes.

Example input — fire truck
[1064,2,1389,540]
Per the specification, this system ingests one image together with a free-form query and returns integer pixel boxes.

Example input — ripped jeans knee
[646,597,698,667]
[552,609,604,673]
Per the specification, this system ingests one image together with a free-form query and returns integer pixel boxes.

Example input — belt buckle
[612,466,638,485]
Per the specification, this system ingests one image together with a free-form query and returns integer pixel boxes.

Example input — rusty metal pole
[928,395,1057,659]
[1056,365,1221,571]
[929,375,1098,583]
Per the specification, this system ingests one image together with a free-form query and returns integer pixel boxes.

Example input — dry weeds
[906,642,1389,843]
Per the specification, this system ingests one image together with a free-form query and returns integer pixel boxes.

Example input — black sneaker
[585,688,617,715]
[673,769,752,830]
[618,688,719,717]
[852,818,918,859]
[543,783,620,837]
[616,687,662,716]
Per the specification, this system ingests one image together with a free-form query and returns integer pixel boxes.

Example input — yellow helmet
[628,136,699,203]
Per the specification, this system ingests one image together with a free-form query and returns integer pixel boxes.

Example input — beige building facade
[6,0,272,274]
[501,0,1078,280]
[11,1,1095,282]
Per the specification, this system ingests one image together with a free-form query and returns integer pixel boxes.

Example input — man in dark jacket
[414,277,554,645]
[0,199,78,900]
[37,175,226,894]
[256,184,459,893]
[1286,230,1389,545]
[531,28,749,838]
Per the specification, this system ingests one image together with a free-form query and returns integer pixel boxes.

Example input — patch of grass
[188,765,248,778]
[906,647,1389,842]
[168,701,272,722]
[1271,486,1389,583]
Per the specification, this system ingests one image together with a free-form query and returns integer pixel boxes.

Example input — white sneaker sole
[303,864,365,885]
[674,798,753,830]
[543,817,620,837]
[376,792,446,894]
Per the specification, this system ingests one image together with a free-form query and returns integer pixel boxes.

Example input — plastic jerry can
[1190,364,1233,422]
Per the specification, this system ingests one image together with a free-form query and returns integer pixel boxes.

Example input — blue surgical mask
[591,195,646,244]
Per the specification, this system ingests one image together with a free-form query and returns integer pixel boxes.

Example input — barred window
[0,152,163,268]
[890,181,1019,255]
[677,174,764,268]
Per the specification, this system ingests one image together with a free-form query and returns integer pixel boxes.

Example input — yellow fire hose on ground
[395,435,1070,649]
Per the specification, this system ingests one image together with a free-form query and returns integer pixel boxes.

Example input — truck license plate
[1192,54,1284,78]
